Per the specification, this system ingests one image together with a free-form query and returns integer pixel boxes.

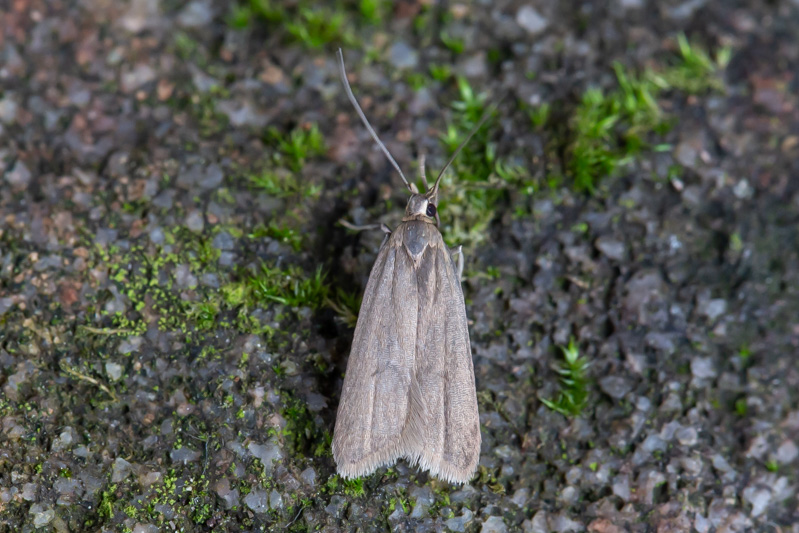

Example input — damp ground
[1,1,798,531]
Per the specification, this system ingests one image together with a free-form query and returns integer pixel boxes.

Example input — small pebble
[300,467,316,487]
[120,63,156,92]
[445,508,474,532]
[409,485,434,519]
[29,504,55,527]
[388,41,418,70]
[481,515,508,533]
[185,210,205,232]
[5,160,31,187]
[170,447,201,464]
[599,375,633,400]
[325,495,347,518]
[106,362,124,381]
[691,357,717,380]
[697,298,727,322]
[595,237,626,261]
[269,489,283,511]
[212,231,235,251]
[776,440,798,464]
[0,94,19,124]
[248,440,283,473]
[244,489,269,514]
[177,0,214,28]
[111,457,133,482]
[51,428,74,451]
[516,6,548,35]
[676,426,698,446]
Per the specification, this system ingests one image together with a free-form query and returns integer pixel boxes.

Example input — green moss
[189,302,219,331]
[386,487,410,513]
[249,0,284,21]
[435,77,498,248]
[540,338,591,417]
[98,484,118,520]
[244,263,329,310]
[89,219,327,350]
[188,86,231,138]
[440,30,464,55]
[475,464,500,487]
[564,35,729,193]
[281,394,330,457]
[429,63,452,82]
[328,288,362,329]
[173,32,199,61]
[450,76,487,124]
[343,477,366,497]
[735,397,748,416]
[227,3,253,28]
[527,102,550,129]
[737,344,752,367]
[232,0,359,49]
[123,504,139,519]
[651,33,730,95]
[406,72,429,91]
[192,502,213,524]
[428,486,452,516]
[568,61,664,194]
[249,222,304,252]
[358,0,386,24]
[324,474,340,493]
[247,168,321,199]
[286,8,349,49]
[221,282,247,307]
[433,77,541,243]
[267,123,325,172]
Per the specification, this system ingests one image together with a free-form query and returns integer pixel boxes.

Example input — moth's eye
[426,203,437,217]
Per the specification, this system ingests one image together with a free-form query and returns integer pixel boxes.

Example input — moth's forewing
[332,230,416,479]
[333,221,480,484]
[401,222,480,483]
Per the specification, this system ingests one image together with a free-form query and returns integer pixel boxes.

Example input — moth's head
[336,48,493,229]
[405,192,437,220]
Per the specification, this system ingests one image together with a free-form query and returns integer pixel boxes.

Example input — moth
[332,49,491,484]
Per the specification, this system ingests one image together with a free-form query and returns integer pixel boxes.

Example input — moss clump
[540,338,591,417]
[281,394,331,458]
[229,1,361,49]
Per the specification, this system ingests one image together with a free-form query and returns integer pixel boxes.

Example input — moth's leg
[340,220,392,234]
[449,245,464,282]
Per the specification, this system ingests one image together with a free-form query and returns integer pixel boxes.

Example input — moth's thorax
[403,193,436,222]
[395,219,442,261]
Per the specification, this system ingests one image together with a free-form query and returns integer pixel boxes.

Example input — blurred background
[1,0,798,531]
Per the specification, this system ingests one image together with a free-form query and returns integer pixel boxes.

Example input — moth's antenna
[428,99,500,198]
[337,49,412,192]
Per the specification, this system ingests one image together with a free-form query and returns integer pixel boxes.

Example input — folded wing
[333,225,480,484]
[332,233,418,478]
[403,234,480,484]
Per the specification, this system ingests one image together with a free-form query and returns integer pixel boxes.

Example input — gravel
[516,6,548,35]
[0,1,797,531]
[244,489,269,514]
